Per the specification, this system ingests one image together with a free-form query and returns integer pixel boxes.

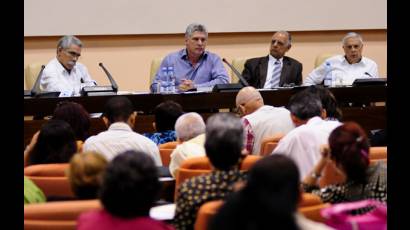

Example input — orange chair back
[24,163,74,198]
[259,134,284,156]
[174,155,262,200]
[194,200,224,230]
[369,146,387,161]
[24,199,101,230]
[299,193,322,207]
[298,203,330,223]
[159,148,174,167]
[159,141,179,149]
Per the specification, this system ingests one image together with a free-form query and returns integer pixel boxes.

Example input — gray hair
[57,35,83,51]
[275,30,292,46]
[175,112,206,142]
[342,32,363,45]
[185,23,208,39]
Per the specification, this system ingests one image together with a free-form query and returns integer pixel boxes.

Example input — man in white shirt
[272,89,341,179]
[169,112,206,177]
[83,96,161,166]
[236,86,295,155]
[304,32,379,86]
[40,35,97,96]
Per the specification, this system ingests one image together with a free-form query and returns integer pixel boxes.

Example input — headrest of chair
[24,163,69,177]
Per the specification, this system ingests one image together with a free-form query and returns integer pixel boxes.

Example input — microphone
[222,58,249,86]
[30,65,45,96]
[81,63,118,96]
[99,62,118,91]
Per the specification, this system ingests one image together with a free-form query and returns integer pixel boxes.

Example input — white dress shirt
[169,134,206,178]
[272,116,341,179]
[83,122,162,166]
[40,58,96,96]
[263,55,283,88]
[303,55,379,86]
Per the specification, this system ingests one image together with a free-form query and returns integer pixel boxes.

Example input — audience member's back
[173,113,247,230]
[144,100,184,145]
[77,150,174,230]
[209,155,332,230]
[83,96,161,165]
[272,89,341,179]
[27,119,77,165]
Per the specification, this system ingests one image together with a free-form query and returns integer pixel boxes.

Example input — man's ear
[290,114,302,127]
[320,109,327,119]
[129,111,137,125]
[102,116,110,128]
[152,122,156,131]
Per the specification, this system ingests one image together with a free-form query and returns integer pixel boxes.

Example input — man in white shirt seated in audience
[304,32,379,86]
[41,35,97,96]
[83,96,162,166]
[169,112,206,178]
[236,86,295,155]
[272,89,341,179]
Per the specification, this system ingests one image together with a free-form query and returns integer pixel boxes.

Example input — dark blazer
[241,55,303,88]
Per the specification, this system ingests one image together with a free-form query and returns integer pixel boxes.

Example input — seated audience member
[209,155,332,230]
[272,89,341,179]
[302,122,387,205]
[67,152,108,200]
[173,113,247,230]
[236,86,294,154]
[242,31,303,88]
[40,35,97,96]
[144,100,184,145]
[169,112,206,178]
[150,23,229,92]
[24,176,46,204]
[77,150,174,230]
[52,101,91,141]
[27,119,77,166]
[305,85,343,121]
[304,32,379,86]
[83,96,161,166]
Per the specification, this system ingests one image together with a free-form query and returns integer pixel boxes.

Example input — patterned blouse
[173,168,247,230]
[143,130,177,145]
[303,161,387,207]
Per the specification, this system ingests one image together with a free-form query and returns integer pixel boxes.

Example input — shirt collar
[269,54,283,64]
[108,122,133,132]
[54,57,77,75]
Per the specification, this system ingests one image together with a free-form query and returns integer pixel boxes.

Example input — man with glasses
[150,23,229,92]
[241,31,303,89]
[41,35,96,96]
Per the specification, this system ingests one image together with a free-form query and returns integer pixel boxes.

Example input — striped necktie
[267,60,282,88]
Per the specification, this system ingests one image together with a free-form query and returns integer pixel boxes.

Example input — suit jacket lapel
[259,55,269,87]
[279,57,290,86]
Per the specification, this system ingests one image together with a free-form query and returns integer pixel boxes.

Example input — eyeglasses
[64,49,81,58]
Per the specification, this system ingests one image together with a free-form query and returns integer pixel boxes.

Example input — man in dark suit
[242,31,303,88]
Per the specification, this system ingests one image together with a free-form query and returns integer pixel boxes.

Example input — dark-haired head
[154,100,184,132]
[205,113,243,170]
[305,85,342,120]
[100,150,161,218]
[287,89,323,126]
[103,96,135,124]
[329,122,370,183]
[52,101,91,141]
[28,119,77,165]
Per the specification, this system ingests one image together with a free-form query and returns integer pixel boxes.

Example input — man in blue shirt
[150,23,229,92]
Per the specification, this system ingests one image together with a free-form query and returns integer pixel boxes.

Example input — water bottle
[160,67,168,93]
[168,66,176,93]
[323,62,333,87]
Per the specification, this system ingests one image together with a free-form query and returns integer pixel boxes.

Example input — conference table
[24,85,386,147]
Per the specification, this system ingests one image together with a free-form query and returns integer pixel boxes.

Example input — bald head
[235,86,264,116]
[175,112,206,142]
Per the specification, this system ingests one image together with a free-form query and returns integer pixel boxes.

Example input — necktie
[267,60,282,88]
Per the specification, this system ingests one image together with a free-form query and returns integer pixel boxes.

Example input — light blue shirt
[150,49,229,92]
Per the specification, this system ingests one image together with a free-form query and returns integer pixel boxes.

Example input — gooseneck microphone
[30,65,46,96]
[99,63,118,91]
[222,58,249,87]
